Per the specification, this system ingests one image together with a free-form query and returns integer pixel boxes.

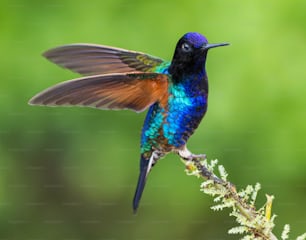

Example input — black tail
[133,165,148,213]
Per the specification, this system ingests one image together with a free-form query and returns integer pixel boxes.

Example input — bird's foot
[187,153,207,161]
[178,147,206,161]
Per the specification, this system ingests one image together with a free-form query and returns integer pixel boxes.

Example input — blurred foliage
[0,0,306,239]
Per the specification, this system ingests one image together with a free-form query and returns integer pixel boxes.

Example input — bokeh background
[1,0,305,239]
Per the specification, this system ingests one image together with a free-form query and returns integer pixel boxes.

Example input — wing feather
[29,73,168,112]
[43,44,165,75]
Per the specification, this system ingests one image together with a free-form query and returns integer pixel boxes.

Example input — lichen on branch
[183,158,306,240]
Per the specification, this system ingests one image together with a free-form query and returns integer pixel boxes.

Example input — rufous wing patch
[29,73,168,112]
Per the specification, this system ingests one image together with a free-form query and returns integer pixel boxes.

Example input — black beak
[203,42,229,50]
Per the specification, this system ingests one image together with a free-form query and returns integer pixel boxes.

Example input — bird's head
[169,32,229,77]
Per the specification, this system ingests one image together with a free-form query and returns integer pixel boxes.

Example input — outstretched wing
[29,73,168,113]
[43,44,166,76]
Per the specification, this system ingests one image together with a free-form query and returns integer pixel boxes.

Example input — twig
[184,157,279,240]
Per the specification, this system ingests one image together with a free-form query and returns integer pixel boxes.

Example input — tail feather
[133,166,148,213]
[133,152,156,213]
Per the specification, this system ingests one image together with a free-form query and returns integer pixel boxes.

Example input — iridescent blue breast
[163,81,207,147]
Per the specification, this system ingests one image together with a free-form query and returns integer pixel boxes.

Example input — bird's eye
[181,43,192,52]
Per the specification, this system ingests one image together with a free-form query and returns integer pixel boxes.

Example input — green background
[1,0,305,239]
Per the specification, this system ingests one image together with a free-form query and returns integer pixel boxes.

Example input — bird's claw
[191,153,207,161]
[181,153,207,161]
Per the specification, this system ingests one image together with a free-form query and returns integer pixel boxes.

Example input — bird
[29,32,229,213]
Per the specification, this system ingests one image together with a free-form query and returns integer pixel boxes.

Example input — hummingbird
[29,32,229,212]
